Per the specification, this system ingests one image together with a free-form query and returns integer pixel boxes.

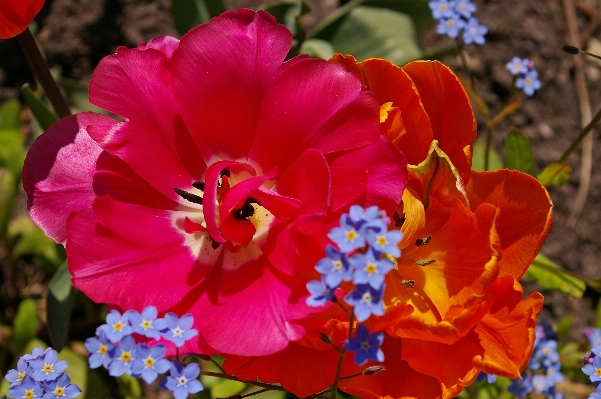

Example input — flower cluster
[506,57,542,96]
[5,347,81,399]
[85,307,202,398]
[307,205,399,365]
[582,327,601,399]
[509,323,563,399]
[429,0,487,44]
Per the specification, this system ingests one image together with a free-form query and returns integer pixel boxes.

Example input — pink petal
[23,113,113,244]
[172,9,292,161]
[250,58,380,173]
[136,35,180,57]
[67,196,213,310]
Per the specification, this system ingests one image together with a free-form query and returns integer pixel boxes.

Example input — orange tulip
[222,58,552,399]
[0,0,46,39]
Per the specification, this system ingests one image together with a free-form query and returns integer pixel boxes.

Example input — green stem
[241,388,269,398]
[200,371,287,392]
[15,27,70,119]
[209,357,227,375]
[484,124,493,171]
[329,312,355,399]
[455,39,476,94]
[559,103,601,162]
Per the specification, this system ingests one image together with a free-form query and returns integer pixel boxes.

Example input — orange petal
[466,170,553,278]
[402,61,476,183]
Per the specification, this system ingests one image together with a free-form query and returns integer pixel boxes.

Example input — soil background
[1,0,601,393]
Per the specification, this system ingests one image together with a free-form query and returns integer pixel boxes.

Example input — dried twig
[561,0,594,227]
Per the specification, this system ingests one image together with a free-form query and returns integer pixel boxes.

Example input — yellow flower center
[525,78,532,85]
[362,292,373,303]
[376,236,387,246]
[144,356,155,368]
[43,364,53,373]
[333,260,343,271]
[440,4,447,10]
[99,344,107,355]
[366,263,377,274]
[25,390,34,399]
[459,3,466,9]
[596,368,601,377]
[17,372,25,382]
[345,230,357,241]
[447,20,455,27]
[114,321,124,331]
[142,320,152,329]
[54,387,65,396]
[121,351,132,363]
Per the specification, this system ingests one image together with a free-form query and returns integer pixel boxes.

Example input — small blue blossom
[306,278,336,307]
[328,214,366,253]
[428,0,457,20]
[343,324,384,366]
[29,349,69,382]
[84,330,114,369]
[126,306,167,340]
[532,374,550,394]
[476,372,497,384]
[160,313,198,348]
[160,362,203,399]
[462,17,487,45]
[587,328,601,348]
[8,376,43,399]
[22,347,50,362]
[508,373,533,399]
[366,228,402,258]
[535,339,560,368]
[590,391,601,399]
[583,356,601,383]
[515,70,541,96]
[42,372,82,399]
[455,0,477,18]
[436,15,465,39]
[350,248,394,289]
[544,363,564,386]
[315,245,352,288]
[98,310,132,343]
[132,344,172,384]
[344,283,385,322]
[5,357,31,387]
[108,335,136,377]
[506,57,530,75]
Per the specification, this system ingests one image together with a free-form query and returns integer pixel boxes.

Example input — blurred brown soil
[1,0,601,354]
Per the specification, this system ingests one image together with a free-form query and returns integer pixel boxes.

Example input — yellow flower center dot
[596,368,601,377]
[114,321,123,331]
[525,78,532,85]
[333,260,343,271]
[142,320,152,329]
[447,20,455,27]
[25,390,34,399]
[99,344,107,355]
[440,4,447,10]
[460,3,466,9]
[17,372,25,382]
[121,352,132,363]
[43,364,53,373]
[345,230,357,241]
[55,387,64,396]
[366,263,377,274]
[145,357,155,368]
[376,236,387,246]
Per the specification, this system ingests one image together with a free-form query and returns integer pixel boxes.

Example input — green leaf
[299,38,335,59]
[523,254,586,298]
[8,214,64,271]
[210,379,246,398]
[596,300,601,329]
[505,128,535,176]
[471,138,503,171]
[47,263,76,351]
[537,162,571,188]
[0,128,25,179]
[13,298,39,352]
[261,0,311,36]
[21,84,59,130]
[58,347,88,396]
[0,99,21,130]
[0,168,16,240]
[556,314,572,343]
[171,0,227,36]
[312,6,422,66]
[361,0,431,37]
[117,373,142,399]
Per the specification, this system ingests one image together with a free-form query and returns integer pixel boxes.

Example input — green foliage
[47,263,76,351]
[0,168,16,240]
[524,254,586,298]
[117,374,143,399]
[299,38,335,59]
[13,299,39,352]
[537,162,572,188]
[310,4,422,66]
[261,0,311,37]
[59,347,88,397]
[21,84,59,130]
[505,129,535,176]
[211,379,246,398]
[556,314,573,343]
[171,0,227,36]
[0,99,21,130]
[472,138,503,171]
[8,214,64,271]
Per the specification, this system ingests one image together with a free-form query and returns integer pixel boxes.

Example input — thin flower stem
[329,311,355,399]
[241,388,269,398]
[558,103,601,163]
[209,357,227,374]
[334,299,352,318]
[15,28,71,119]
[455,39,476,94]
[339,372,362,381]
[200,371,287,392]
[484,124,493,171]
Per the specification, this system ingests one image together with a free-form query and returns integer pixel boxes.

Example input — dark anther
[233,198,257,220]
[174,187,203,205]
[221,168,230,177]
[319,332,333,344]
[394,212,405,228]
[192,181,205,191]
[415,259,436,267]
[363,365,385,376]
[415,236,432,246]
[561,44,580,54]
[211,237,220,250]
[401,279,415,288]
